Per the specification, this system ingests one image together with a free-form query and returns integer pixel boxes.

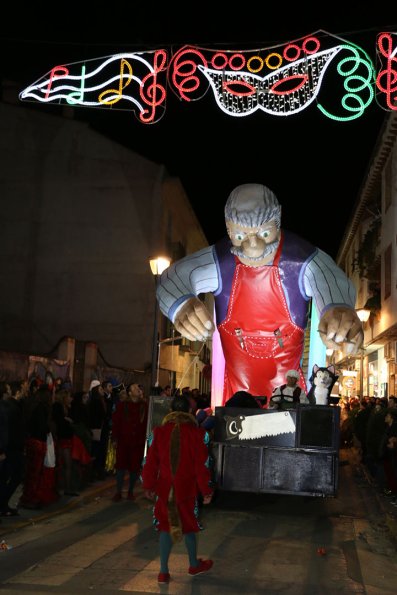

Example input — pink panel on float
[211,324,225,408]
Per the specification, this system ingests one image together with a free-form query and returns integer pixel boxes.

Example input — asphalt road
[0,448,396,594]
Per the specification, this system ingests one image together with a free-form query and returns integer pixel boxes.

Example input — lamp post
[149,256,171,391]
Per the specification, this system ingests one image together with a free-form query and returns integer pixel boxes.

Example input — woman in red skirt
[19,386,59,509]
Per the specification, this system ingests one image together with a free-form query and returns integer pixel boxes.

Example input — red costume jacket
[141,411,213,539]
[111,400,148,472]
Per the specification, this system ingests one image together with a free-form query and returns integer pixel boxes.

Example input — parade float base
[212,405,340,497]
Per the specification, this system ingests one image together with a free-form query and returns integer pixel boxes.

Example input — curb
[0,477,115,537]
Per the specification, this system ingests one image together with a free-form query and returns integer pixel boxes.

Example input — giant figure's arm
[156,246,219,341]
[303,249,363,354]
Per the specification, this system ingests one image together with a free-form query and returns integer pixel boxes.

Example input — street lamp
[149,257,171,277]
[356,308,371,323]
[149,256,171,390]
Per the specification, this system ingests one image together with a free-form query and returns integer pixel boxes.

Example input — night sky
[3,5,397,258]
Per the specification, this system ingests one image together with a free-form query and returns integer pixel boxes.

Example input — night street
[0,448,396,594]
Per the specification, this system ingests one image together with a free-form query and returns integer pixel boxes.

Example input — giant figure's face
[226,219,280,266]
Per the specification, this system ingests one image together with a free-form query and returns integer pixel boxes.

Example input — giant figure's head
[225,183,282,266]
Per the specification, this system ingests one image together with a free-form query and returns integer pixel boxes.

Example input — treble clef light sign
[139,50,168,124]
[376,32,397,110]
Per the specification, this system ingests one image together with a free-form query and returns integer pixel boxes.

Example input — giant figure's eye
[234,232,246,241]
[258,230,271,239]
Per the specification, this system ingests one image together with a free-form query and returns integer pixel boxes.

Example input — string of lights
[18,30,397,125]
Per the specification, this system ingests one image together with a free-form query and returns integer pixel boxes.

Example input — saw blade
[224,411,295,440]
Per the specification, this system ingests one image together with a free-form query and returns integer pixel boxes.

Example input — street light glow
[149,257,171,276]
[356,308,371,322]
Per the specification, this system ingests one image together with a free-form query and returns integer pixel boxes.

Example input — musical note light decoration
[19,30,397,124]
[376,32,397,110]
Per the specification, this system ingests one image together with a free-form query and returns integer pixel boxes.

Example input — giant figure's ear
[313,364,320,374]
[327,365,336,375]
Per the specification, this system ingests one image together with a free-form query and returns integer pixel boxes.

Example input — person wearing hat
[269,370,308,410]
[155,183,363,403]
[89,379,101,392]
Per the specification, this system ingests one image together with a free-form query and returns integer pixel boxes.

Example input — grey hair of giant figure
[224,183,282,229]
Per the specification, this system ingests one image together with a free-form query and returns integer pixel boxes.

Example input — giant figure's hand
[174,297,215,342]
[318,306,363,355]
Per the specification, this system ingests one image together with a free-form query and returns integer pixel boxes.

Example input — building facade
[334,111,397,399]
[0,91,211,393]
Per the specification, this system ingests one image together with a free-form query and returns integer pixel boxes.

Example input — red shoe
[111,492,122,502]
[157,572,170,583]
[188,559,213,575]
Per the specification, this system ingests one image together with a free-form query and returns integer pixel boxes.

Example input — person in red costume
[156,183,364,403]
[141,394,214,584]
[111,383,148,501]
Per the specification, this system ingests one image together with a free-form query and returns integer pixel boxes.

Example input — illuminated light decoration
[317,43,375,121]
[271,74,308,95]
[211,53,229,70]
[198,46,341,117]
[139,51,168,123]
[246,56,264,74]
[265,53,283,69]
[45,66,68,99]
[228,53,246,71]
[302,37,321,54]
[170,47,207,101]
[98,58,133,105]
[376,32,397,110]
[283,44,302,62]
[169,46,208,101]
[169,34,329,102]
[20,50,168,124]
[211,320,226,409]
[19,30,397,123]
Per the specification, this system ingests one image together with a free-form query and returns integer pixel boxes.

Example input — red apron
[218,236,306,404]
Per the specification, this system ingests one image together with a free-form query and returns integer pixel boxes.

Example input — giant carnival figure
[156,183,363,404]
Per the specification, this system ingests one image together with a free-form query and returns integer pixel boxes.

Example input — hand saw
[224,411,295,440]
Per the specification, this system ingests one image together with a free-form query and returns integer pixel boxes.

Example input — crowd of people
[339,394,397,505]
[0,376,149,519]
[2,371,396,584]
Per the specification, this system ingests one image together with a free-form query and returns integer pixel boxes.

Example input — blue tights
[159,531,198,573]
[116,469,138,493]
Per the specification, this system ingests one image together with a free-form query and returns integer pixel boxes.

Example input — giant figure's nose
[246,235,258,247]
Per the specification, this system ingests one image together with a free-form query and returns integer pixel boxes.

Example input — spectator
[87,380,107,481]
[160,385,172,397]
[388,395,397,408]
[111,384,148,501]
[70,391,93,488]
[0,385,10,501]
[381,408,397,500]
[101,379,115,473]
[351,400,371,460]
[19,386,59,509]
[0,381,27,516]
[52,389,79,496]
[365,399,388,489]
